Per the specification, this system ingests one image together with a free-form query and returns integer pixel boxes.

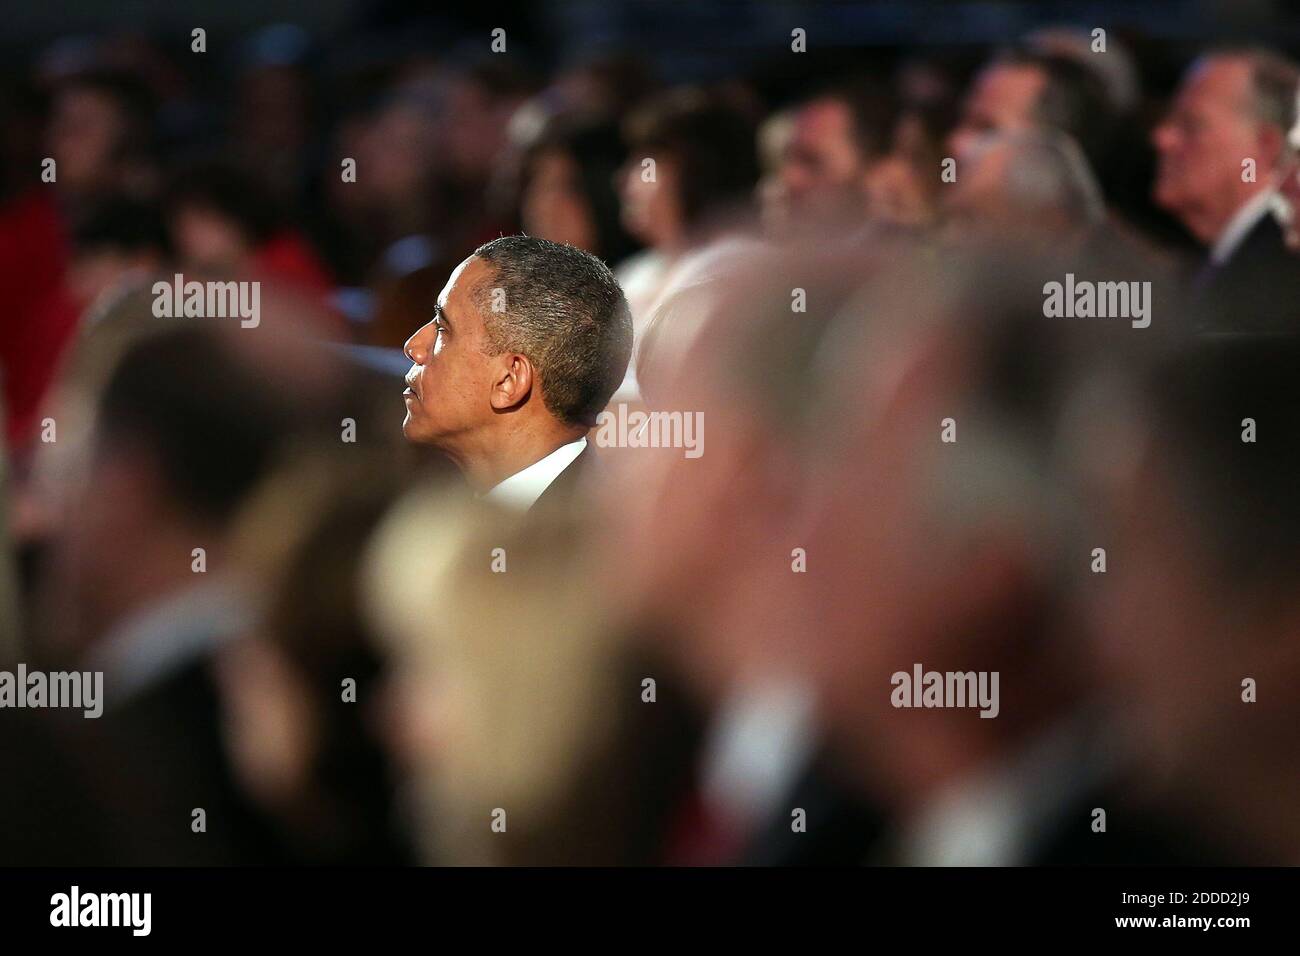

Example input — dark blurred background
[3,0,1300,869]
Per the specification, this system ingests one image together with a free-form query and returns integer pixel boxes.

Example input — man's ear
[1258,123,1285,170]
[489,353,534,411]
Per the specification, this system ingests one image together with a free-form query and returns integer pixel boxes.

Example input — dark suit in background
[1196,214,1300,334]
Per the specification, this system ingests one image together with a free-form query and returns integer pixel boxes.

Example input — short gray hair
[472,236,633,427]
[1199,49,1300,139]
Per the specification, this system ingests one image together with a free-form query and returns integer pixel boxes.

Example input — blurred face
[778,98,870,222]
[236,65,309,151]
[603,402,752,679]
[171,205,250,270]
[947,63,1045,159]
[359,104,439,206]
[1152,58,1272,242]
[67,247,160,308]
[865,153,932,227]
[940,143,1082,244]
[522,150,597,252]
[940,144,1017,240]
[214,636,316,812]
[401,256,497,450]
[1087,448,1260,781]
[619,152,684,249]
[799,327,965,740]
[443,78,519,183]
[48,87,128,194]
[593,288,812,696]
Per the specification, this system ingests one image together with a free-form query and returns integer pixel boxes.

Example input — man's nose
[946,128,973,162]
[779,161,809,195]
[404,322,432,364]
[1151,121,1177,153]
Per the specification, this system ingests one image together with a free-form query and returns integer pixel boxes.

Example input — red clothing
[0,189,76,449]
[252,231,347,339]
[660,787,746,866]
[253,231,335,296]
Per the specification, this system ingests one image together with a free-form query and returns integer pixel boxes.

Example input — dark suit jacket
[0,708,113,865]
[737,753,886,867]
[1025,786,1236,866]
[1197,214,1300,334]
[529,444,594,519]
[70,655,293,866]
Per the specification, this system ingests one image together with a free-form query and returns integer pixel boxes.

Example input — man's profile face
[402,255,498,449]
[1152,58,1261,241]
[946,63,1045,160]
[940,142,1015,241]
[49,87,128,193]
[779,98,871,219]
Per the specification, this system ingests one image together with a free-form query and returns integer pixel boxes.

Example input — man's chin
[1151,181,1186,219]
[401,416,448,449]
[401,416,426,442]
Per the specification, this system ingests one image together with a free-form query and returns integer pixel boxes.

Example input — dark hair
[252,456,413,864]
[521,115,640,265]
[471,235,632,427]
[462,58,542,100]
[164,160,284,243]
[994,49,1115,175]
[72,196,169,257]
[95,325,302,523]
[814,81,901,162]
[563,52,660,115]
[57,69,157,164]
[623,88,759,232]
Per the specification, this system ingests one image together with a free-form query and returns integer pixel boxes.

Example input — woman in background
[517,114,641,268]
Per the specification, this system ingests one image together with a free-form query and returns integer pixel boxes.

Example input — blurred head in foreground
[41,323,308,657]
[600,243,869,701]
[216,451,416,864]
[364,494,684,864]
[1086,334,1300,862]
[941,129,1105,245]
[32,299,351,663]
[785,247,1175,868]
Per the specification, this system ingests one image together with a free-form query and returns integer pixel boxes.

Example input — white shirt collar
[1210,187,1285,265]
[895,717,1104,866]
[85,577,248,709]
[698,676,819,831]
[481,437,587,512]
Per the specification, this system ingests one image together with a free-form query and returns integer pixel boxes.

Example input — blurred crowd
[2,12,1299,866]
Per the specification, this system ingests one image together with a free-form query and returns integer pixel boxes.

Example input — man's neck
[92,535,224,646]
[452,423,587,494]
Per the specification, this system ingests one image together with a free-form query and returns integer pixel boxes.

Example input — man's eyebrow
[433,303,451,328]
